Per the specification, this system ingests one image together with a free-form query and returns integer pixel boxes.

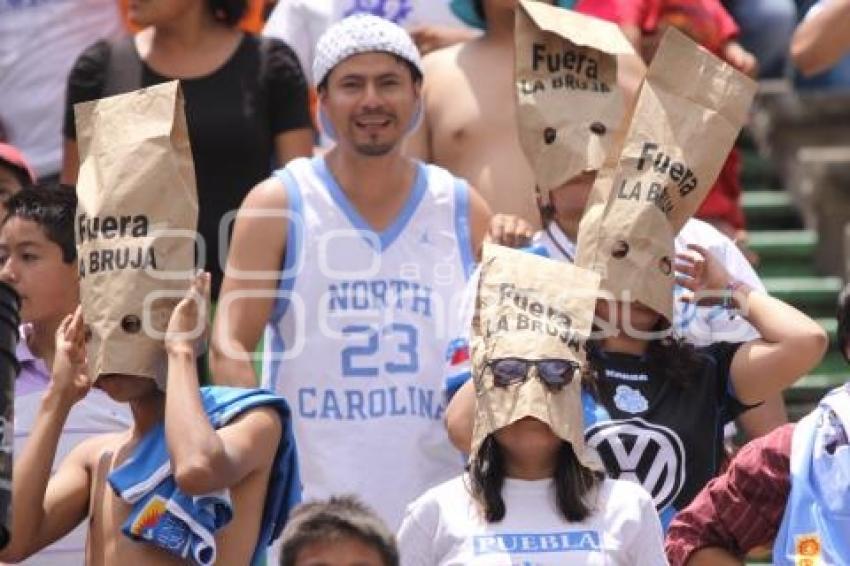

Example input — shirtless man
[0,273,285,564]
[406,0,644,229]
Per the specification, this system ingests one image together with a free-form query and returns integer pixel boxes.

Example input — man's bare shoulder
[422,39,483,76]
[423,42,464,67]
[242,176,289,211]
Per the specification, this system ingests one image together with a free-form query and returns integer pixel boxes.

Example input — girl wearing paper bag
[399,245,667,565]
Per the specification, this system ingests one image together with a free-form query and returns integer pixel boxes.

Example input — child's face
[549,171,597,220]
[95,373,160,403]
[0,217,78,323]
[0,163,24,204]
[294,536,386,566]
[494,416,562,465]
[595,299,661,337]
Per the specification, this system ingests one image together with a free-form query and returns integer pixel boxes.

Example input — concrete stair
[742,148,846,421]
[742,191,801,230]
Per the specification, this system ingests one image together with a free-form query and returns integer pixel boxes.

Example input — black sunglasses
[487,358,579,390]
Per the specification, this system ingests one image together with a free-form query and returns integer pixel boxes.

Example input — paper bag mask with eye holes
[515,0,638,192]
[470,243,603,471]
[574,29,757,326]
[74,81,198,383]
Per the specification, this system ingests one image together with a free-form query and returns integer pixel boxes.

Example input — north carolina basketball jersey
[263,156,475,528]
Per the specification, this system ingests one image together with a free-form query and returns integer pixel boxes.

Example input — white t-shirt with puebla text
[397,475,668,566]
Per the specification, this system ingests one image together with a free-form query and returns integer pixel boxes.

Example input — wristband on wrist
[722,280,747,313]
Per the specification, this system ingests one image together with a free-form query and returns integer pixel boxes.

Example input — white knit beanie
[313,14,424,142]
[313,13,423,87]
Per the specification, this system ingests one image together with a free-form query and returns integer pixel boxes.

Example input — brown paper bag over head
[470,243,603,472]
[575,28,756,326]
[515,0,637,192]
[74,81,198,383]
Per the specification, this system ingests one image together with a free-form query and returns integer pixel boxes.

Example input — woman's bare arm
[791,0,850,76]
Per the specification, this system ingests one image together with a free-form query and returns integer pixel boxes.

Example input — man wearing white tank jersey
[211,14,491,533]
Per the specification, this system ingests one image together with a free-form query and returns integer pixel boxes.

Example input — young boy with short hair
[0,185,131,565]
[280,496,399,566]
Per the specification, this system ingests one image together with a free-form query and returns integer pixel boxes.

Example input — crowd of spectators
[1,1,849,565]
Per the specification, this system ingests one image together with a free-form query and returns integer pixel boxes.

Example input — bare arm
[0,309,93,561]
[210,177,289,387]
[467,184,492,258]
[677,244,827,406]
[728,290,827,405]
[791,0,850,76]
[441,187,490,453]
[736,397,788,439]
[165,273,282,496]
[444,190,519,454]
[272,128,314,167]
[684,548,742,566]
[59,138,79,185]
[0,399,93,562]
[445,377,475,454]
[407,25,479,56]
[166,350,282,495]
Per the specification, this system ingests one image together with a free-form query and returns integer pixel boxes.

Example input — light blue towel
[108,386,300,565]
[774,384,850,565]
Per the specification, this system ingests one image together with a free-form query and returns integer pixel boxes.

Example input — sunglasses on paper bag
[487,358,579,391]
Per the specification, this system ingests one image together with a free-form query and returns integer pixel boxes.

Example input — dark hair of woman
[473,0,485,22]
[207,0,247,26]
[468,436,604,523]
[586,319,704,393]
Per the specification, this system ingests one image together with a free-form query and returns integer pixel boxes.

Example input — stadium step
[743,190,802,230]
[748,230,816,259]
[750,230,818,277]
[762,276,843,316]
[740,152,775,187]
[738,144,846,423]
